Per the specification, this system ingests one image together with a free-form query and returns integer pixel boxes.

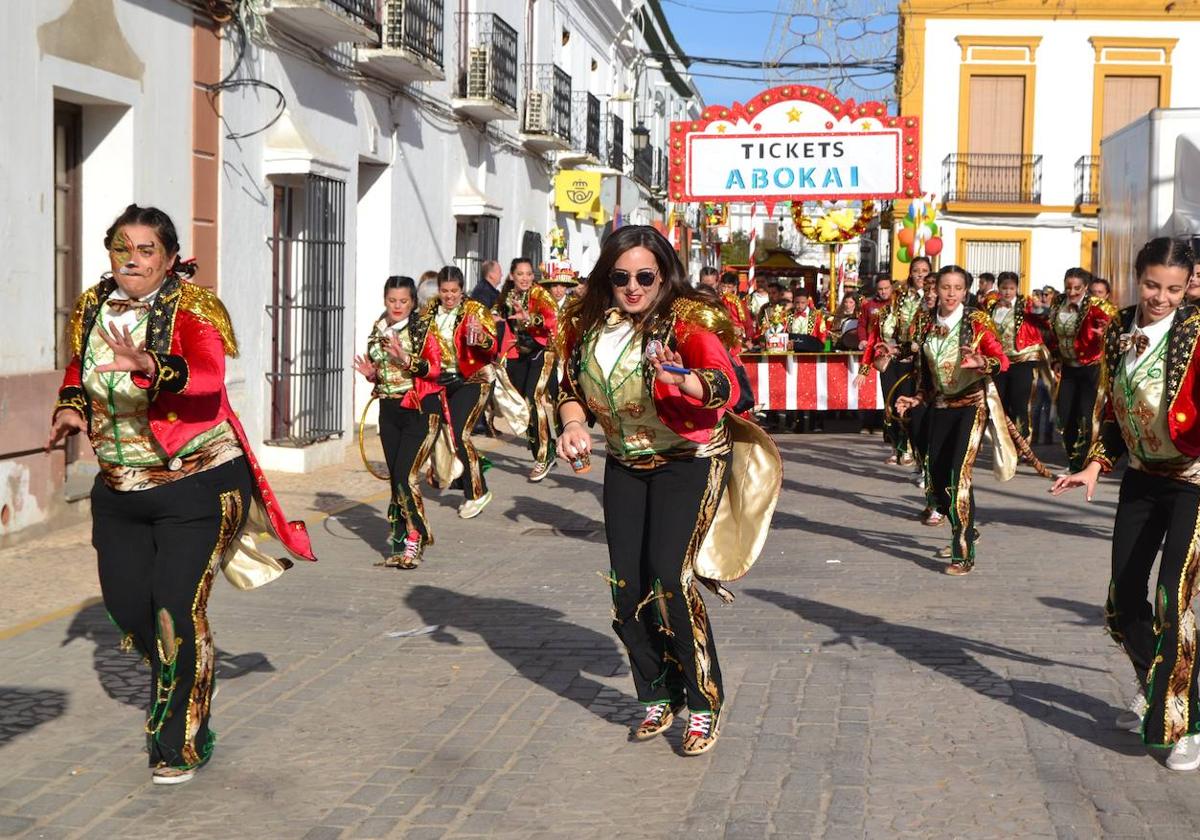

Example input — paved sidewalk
[1,428,1198,839]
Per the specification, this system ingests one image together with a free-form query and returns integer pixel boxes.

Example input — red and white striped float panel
[740,352,883,411]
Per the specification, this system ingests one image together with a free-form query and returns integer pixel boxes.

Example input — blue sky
[659,0,779,108]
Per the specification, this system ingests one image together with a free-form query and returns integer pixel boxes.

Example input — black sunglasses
[609,269,658,288]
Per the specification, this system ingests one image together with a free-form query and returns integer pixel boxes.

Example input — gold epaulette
[462,299,497,336]
[529,284,554,310]
[179,282,239,358]
[67,285,101,357]
[968,309,997,332]
[672,297,737,348]
[1097,298,1119,319]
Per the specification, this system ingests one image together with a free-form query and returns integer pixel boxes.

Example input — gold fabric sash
[491,364,531,435]
[220,500,295,590]
[984,380,1019,482]
[694,413,783,584]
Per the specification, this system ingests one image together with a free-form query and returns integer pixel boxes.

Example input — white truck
[1099,107,1200,302]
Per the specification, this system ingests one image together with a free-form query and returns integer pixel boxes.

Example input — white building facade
[0,0,700,539]
[897,0,1200,294]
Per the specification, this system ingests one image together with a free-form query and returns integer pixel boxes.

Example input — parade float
[669,85,921,412]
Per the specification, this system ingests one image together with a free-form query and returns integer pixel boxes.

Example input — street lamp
[631,122,650,152]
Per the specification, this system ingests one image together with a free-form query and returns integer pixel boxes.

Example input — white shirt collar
[387,317,409,332]
[936,304,964,330]
[109,282,163,305]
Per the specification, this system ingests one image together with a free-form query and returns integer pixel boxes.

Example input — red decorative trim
[668,85,921,204]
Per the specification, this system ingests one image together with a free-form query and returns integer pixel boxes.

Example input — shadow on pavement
[0,687,68,747]
[769,509,945,572]
[746,589,1140,754]
[405,585,635,726]
[1038,597,1103,628]
[61,603,275,709]
[315,491,394,556]
[502,495,604,542]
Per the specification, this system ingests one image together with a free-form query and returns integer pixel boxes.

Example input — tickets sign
[668,86,920,206]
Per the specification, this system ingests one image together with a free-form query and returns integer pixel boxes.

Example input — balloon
[925,221,939,236]
[897,245,911,263]
[902,216,915,229]
[897,227,915,248]
[925,237,944,257]
[914,224,932,242]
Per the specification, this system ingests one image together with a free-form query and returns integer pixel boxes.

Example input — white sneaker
[457,490,493,519]
[1167,734,1200,772]
[1114,688,1147,732]
[151,766,195,785]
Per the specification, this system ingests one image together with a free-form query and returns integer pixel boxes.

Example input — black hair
[104,204,196,279]
[1135,237,1196,277]
[875,276,893,286]
[1063,267,1093,286]
[997,271,1019,287]
[978,272,996,285]
[718,271,739,286]
[699,266,720,279]
[383,275,416,296]
[510,257,534,274]
[767,279,784,290]
[936,264,974,290]
[910,256,932,272]
[1088,276,1111,294]
[436,265,464,289]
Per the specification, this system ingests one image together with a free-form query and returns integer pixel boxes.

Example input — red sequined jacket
[53,274,315,562]
[985,295,1045,356]
[1027,295,1116,367]
[1090,304,1200,467]
[558,298,740,444]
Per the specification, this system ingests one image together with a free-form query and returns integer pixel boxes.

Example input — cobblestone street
[2,429,1198,839]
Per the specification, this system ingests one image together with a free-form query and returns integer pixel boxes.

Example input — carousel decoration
[792,200,876,307]
[702,202,729,228]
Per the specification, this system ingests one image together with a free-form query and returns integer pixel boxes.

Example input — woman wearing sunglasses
[556,226,781,756]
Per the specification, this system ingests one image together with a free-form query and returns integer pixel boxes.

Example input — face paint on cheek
[109,231,133,267]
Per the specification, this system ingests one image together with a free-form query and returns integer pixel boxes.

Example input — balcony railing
[268,0,378,47]
[383,0,442,66]
[1075,155,1100,207]
[453,13,518,121]
[633,145,655,186]
[608,113,625,172]
[942,153,1043,204]
[522,64,572,147]
[562,92,602,161]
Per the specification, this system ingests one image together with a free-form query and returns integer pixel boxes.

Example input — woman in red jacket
[495,257,559,481]
[556,226,779,756]
[988,271,1045,440]
[1053,238,1200,771]
[896,266,1009,575]
[46,205,315,785]
[353,275,443,568]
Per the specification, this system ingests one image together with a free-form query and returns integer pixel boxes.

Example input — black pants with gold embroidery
[379,395,442,550]
[602,454,730,712]
[881,358,915,459]
[1108,468,1200,747]
[506,348,555,464]
[1057,363,1100,473]
[91,458,252,769]
[925,401,987,566]
[445,377,490,501]
[994,360,1036,441]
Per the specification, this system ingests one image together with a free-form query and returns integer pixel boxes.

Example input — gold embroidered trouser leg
[379,396,442,548]
[926,401,987,567]
[446,379,491,501]
[1109,468,1200,747]
[92,459,251,769]
[603,454,731,711]
[506,350,556,464]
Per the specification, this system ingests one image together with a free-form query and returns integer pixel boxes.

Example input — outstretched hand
[353,354,378,382]
[93,321,155,376]
[1051,462,1102,501]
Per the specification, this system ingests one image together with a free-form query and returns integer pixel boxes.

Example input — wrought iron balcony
[1074,155,1100,208]
[357,0,444,84]
[562,92,602,163]
[521,64,572,152]
[452,13,519,123]
[633,145,655,186]
[266,0,378,48]
[941,153,1043,204]
[607,113,625,173]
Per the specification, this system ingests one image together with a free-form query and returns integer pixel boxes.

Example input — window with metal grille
[54,102,82,371]
[521,231,543,277]
[454,215,500,292]
[267,175,347,446]
[963,239,1023,279]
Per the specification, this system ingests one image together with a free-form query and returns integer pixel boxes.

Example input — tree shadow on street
[0,687,68,747]
[746,589,1140,754]
[405,584,635,727]
[62,603,275,709]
